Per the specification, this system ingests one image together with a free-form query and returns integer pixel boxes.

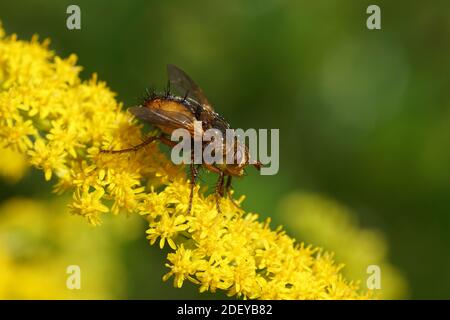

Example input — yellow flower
[279,192,408,299]
[0,23,371,299]
[196,255,234,293]
[163,244,203,288]
[28,138,67,180]
[146,213,189,249]
[0,197,139,299]
[68,188,109,225]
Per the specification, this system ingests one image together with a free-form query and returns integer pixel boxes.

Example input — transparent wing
[128,106,197,134]
[167,64,214,112]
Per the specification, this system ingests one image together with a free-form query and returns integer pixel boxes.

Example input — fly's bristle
[183,90,190,102]
[164,79,171,97]
[140,87,157,105]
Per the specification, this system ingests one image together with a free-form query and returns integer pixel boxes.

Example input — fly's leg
[100,134,177,154]
[215,171,225,214]
[158,135,177,148]
[225,175,232,195]
[202,164,225,213]
[225,175,242,210]
[187,159,198,215]
[100,135,157,154]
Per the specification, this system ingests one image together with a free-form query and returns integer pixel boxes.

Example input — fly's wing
[128,106,200,136]
[167,64,214,112]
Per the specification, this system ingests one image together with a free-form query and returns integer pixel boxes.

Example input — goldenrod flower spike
[0,23,371,299]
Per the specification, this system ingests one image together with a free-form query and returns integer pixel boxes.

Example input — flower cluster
[280,192,407,299]
[0,23,370,299]
[0,197,138,299]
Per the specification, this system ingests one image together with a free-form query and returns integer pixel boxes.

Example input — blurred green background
[1,0,450,299]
